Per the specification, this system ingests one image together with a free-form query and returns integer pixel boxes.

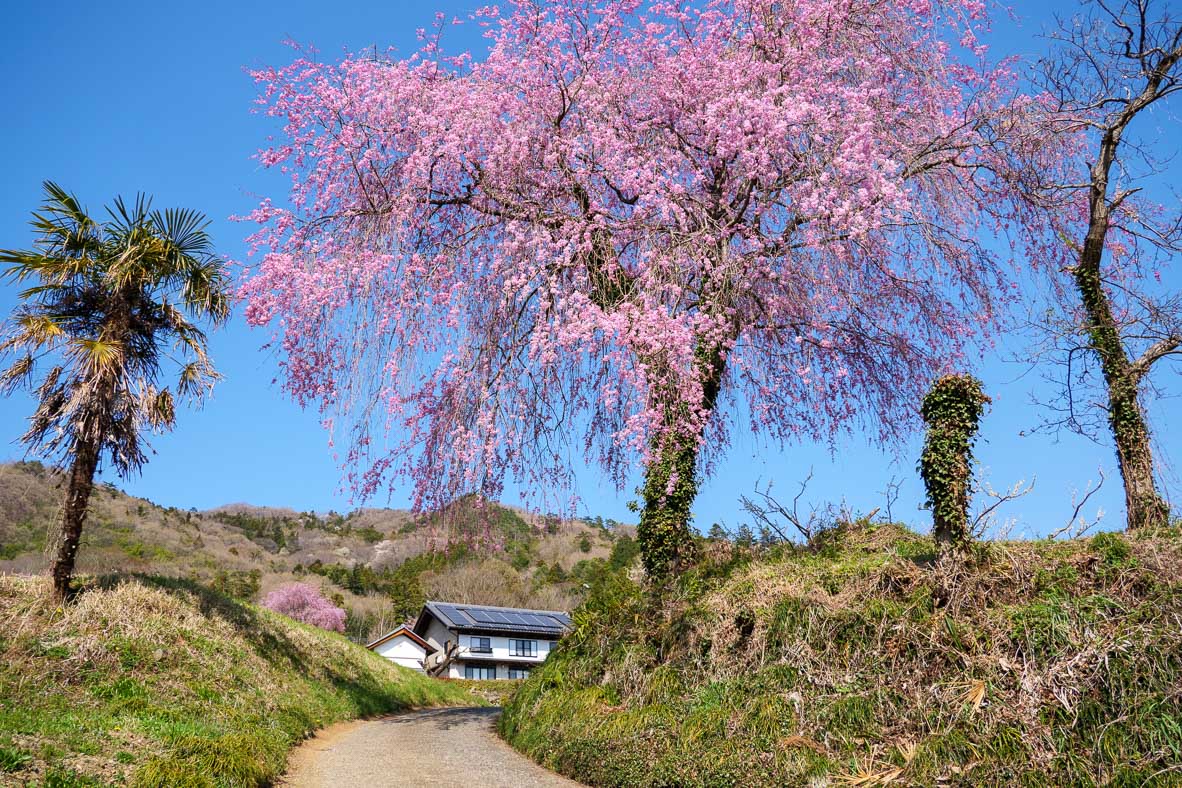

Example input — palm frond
[0,354,35,393]
[181,261,232,323]
[145,387,176,430]
[176,360,221,400]
[16,313,66,348]
[106,192,152,238]
[17,282,75,299]
[69,338,123,376]
[154,207,213,258]
[35,365,65,400]
[171,319,212,358]
[1,249,91,285]
[30,181,101,258]
[41,181,89,225]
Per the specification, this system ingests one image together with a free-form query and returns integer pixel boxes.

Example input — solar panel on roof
[427,601,571,633]
[467,609,498,623]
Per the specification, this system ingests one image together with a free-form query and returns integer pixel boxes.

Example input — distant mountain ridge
[0,460,638,642]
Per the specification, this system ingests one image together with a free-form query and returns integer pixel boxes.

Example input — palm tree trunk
[52,438,99,599]
[1075,224,1170,531]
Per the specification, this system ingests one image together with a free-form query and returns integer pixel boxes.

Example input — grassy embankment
[0,574,477,786]
[502,523,1182,786]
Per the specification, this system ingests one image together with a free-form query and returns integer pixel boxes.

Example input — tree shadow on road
[381,706,500,731]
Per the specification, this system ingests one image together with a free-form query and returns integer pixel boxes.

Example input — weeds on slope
[503,524,1182,786]
[0,574,476,786]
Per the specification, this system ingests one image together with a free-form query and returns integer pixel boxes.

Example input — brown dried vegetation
[503,522,1182,786]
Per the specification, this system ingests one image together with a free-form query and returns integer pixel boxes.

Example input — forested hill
[0,461,639,642]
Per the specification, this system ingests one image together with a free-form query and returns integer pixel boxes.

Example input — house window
[509,639,537,657]
[470,636,492,654]
[508,668,531,679]
[464,665,495,680]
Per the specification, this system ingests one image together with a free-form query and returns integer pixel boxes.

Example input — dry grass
[503,523,1182,786]
[421,558,581,611]
[0,573,476,786]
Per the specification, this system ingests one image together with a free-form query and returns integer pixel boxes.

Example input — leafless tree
[1030,0,1182,529]
[739,470,822,542]
[878,475,904,524]
[1049,468,1108,539]
[970,474,1035,540]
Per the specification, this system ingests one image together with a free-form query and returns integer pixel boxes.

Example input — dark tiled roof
[419,600,572,637]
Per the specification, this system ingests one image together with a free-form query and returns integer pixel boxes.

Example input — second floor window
[470,636,492,653]
[509,639,537,657]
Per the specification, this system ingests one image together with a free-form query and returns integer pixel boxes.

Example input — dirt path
[281,706,583,787]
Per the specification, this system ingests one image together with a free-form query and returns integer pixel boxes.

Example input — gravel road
[281,706,582,787]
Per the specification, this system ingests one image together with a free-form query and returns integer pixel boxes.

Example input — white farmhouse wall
[448,634,554,679]
[373,634,427,672]
[448,661,538,679]
[421,617,455,653]
[459,633,553,663]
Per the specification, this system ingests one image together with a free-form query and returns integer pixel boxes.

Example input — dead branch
[739,470,819,542]
[1049,469,1108,539]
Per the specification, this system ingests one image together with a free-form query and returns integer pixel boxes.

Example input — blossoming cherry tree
[243,0,1053,580]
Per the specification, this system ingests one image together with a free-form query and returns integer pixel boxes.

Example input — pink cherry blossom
[239,0,1063,516]
[262,582,347,633]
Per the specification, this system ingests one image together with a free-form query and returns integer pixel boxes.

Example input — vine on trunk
[919,375,990,547]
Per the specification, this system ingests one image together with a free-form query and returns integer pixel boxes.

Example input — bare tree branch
[739,470,819,542]
[1049,468,1108,539]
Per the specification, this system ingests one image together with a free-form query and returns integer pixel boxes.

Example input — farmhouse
[403,600,572,680]
[365,624,433,673]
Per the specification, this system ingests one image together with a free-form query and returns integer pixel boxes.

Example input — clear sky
[0,0,1177,536]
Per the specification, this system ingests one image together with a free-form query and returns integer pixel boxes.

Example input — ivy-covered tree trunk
[1075,228,1170,531]
[919,375,989,547]
[637,341,727,582]
[638,431,701,580]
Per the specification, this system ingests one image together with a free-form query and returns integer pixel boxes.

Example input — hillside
[0,573,476,786]
[0,461,637,643]
[502,523,1182,786]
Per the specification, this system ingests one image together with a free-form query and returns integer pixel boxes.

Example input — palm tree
[0,182,230,599]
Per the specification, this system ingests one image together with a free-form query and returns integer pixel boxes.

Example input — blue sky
[0,0,1177,536]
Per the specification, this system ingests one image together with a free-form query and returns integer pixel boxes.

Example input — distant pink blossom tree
[241,0,1060,580]
[262,583,347,633]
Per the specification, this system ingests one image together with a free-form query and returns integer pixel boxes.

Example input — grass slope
[0,574,476,786]
[502,524,1182,787]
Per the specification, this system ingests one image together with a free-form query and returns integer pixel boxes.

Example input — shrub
[608,534,641,570]
[260,583,346,633]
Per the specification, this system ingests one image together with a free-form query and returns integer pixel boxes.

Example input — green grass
[501,524,1182,786]
[0,574,477,786]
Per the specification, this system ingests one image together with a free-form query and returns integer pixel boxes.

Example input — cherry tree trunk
[52,438,99,599]
[638,341,727,582]
[638,431,701,580]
